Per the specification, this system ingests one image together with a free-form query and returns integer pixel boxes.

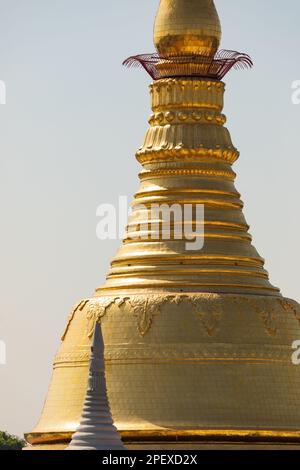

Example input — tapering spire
[66,323,125,451]
[154,0,222,58]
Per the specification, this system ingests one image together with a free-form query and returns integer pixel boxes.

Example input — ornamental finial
[154,0,222,58]
[123,0,252,81]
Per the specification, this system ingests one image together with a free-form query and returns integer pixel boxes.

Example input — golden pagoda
[26,0,300,450]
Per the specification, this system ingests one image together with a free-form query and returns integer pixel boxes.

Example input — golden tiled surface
[27,294,300,448]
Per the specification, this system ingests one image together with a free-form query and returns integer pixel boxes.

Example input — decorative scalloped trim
[61,294,300,340]
[61,299,89,341]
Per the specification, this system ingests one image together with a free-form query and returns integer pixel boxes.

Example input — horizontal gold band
[132,198,243,210]
[111,255,265,266]
[98,283,280,293]
[108,269,267,279]
[123,233,252,243]
[135,188,240,198]
[26,428,300,446]
[136,148,239,165]
[126,220,249,231]
[139,169,236,181]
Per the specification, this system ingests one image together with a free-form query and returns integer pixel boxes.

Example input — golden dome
[154,0,222,58]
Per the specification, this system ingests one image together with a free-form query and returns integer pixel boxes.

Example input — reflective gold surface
[27,0,300,450]
[154,0,222,57]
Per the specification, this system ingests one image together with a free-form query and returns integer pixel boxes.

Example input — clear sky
[0,0,299,438]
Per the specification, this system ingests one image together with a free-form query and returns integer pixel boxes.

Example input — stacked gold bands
[98,79,279,296]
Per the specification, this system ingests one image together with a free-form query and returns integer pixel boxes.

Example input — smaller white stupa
[66,322,125,450]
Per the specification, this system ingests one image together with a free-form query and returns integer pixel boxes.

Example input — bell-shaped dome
[154,0,222,58]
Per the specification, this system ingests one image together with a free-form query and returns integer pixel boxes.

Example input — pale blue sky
[0,0,299,437]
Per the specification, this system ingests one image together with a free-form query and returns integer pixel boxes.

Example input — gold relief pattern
[137,147,239,165]
[139,168,236,181]
[61,295,300,341]
[54,351,90,367]
[128,296,166,337]
[280,299,300,328]
[231,296,285,337]
[82,294,300,339]
[166,294,190,306]
[137,128,239,164]
[252,298,281,337]
[86,297,128,338]
[259,310,279,337]
[190,294,222,337]
[105,344,291,364]
[136,78,239,165]
[148,110,227,126]
[61,299,89,341]
[150,79,224,112]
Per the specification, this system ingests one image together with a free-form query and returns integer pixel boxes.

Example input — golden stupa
[26,0,300,450]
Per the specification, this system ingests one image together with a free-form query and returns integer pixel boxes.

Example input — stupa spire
[27,0,300,451]
[66,323,125,451]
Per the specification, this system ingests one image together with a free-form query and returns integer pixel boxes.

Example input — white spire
[66,323,125,450]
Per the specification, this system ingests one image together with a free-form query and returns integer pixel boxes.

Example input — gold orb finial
[154,0,222,58]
